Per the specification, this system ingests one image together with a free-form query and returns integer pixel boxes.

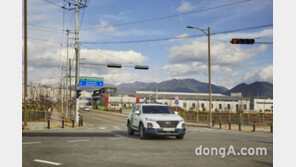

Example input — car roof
[138,103,167,106]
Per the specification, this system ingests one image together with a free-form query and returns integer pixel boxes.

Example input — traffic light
[107,63,122,68]
[77,90,82,98]
[134,65,149,70]
[230,38,255,44]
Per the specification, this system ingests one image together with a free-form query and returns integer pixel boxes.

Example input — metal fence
[22,111,51,121]
[179,112,273,126]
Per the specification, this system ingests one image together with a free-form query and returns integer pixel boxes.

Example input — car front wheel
[139,124,147,139]
[176,134,184,140]
[127,122,134,135]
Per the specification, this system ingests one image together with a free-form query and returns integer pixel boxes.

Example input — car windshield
[142,106,174,114]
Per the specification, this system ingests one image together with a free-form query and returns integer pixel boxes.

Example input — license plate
[163,128,175,131]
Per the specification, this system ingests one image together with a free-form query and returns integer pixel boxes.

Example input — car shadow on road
[22,132,116,137]
[252,140,273,145]
[253,160,273,167]
[112,130,178,140]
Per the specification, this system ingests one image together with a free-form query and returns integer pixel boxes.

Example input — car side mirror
[175,111,179,115]
[135,110,140,115]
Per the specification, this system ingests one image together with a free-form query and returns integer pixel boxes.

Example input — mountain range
[75,78,273,98]
[223,81,273,98]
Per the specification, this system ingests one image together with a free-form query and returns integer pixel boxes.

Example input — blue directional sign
[175,100,179,105]
[79,77,104,87]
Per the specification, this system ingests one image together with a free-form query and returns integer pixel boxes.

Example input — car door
[133,105,141,130]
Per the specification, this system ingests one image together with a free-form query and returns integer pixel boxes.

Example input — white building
[91,89,272,113]
[251,98,273,112]
[136,91,250,112]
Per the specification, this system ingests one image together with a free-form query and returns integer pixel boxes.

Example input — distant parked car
[84,106,90,112]
[127,103,186,139]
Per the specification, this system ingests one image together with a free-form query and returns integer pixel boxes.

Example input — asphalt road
[23,110,273,167]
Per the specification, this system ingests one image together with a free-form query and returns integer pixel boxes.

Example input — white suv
[127,103,186,139]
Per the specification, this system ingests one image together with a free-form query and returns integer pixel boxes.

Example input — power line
[43,0,64,8]
[254,34,273,39]
[80,24,273,44]
[211,24,273,36]
[81,44,136,65]
[79,0,92,32]
[28,26,63,33]
[79,8,85,31]
[28,24,63,31]
[26,24,273,45]
[80,0,253,31]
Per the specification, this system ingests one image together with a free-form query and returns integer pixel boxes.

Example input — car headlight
[145,117,156,122]
[147,122,153,129]
[181,123,186,129]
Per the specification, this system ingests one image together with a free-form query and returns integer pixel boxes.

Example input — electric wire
[80,24,273,44]
[80,44,136,65]
[79,44,115,64]
[27,24,273,45]
[43,0,64,8]
[80,0,253,31]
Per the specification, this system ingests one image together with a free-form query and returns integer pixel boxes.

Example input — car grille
[156,121,179,128]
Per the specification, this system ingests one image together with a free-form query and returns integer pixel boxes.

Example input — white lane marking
[113,126,120,129]
[108,137,124,140]
[67,139,89,143]
[99,127,106,130]
[92,116,125,125]
[23,142,42,145]
[90,112,126,123]
[33,159,61,166]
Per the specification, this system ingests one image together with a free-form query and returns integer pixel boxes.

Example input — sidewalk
[22,117,92,131]
[186,122,272,133]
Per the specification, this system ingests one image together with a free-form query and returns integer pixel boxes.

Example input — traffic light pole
[187,25,212,127]
[254,42,273,44]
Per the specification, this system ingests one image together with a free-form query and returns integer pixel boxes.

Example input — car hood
[143,114,183,121]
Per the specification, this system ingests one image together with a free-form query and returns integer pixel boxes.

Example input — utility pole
[207,27,212,127]
[60,80,63,114]
[74,0,80,123]
[69,58,72,117]
[65,29,70,118]
[23,0,28,129]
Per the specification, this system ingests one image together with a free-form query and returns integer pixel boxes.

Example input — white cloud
[169,33,189,42]
[27,40,148,85]
[163,39,268,78]
[243,65,273,83]
[213,72,239,89]
[80,48,148,65]
[163,62,232,76]
[176,0,196,12]
[168,40,267,65]
[95,20,115,34]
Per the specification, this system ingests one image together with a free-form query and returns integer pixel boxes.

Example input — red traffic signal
[230,38,255,44]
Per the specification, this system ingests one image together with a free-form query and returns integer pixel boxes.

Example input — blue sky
[26,0,273,88]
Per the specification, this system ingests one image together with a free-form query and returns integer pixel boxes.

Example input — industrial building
[90,87,273,113]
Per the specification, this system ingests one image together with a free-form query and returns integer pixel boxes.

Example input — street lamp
[187,25,212,127]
